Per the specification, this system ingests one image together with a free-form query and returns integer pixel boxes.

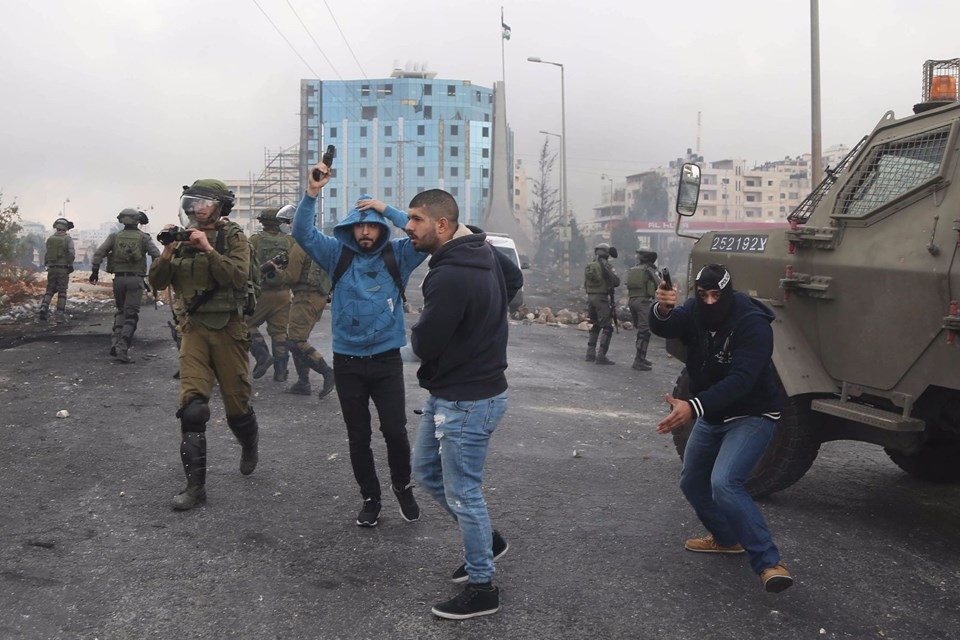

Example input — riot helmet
[117,208,141,227]
[256,207,281,229]
[53,217,74,231]
[637,249,657,264]
[594,243,618,259]
[180,179,235,219]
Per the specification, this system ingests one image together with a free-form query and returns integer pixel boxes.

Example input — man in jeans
[650,263,793,593]
[292,161,427,527]
[406,189,522,619]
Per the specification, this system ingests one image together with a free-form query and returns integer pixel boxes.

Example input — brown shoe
[760,562,793,593]
[684,534,745,554]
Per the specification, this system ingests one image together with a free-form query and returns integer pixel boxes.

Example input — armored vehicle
[670,59,960,496]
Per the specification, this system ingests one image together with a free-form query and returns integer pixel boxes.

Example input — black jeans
[333,349,411,499]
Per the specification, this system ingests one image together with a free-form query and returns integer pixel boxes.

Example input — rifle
[260,250,290,278]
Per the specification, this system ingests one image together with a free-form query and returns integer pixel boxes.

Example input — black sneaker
[451,530,509,583]
[356,497,381,527]
[392,483,420,522]
[432,584,500,620]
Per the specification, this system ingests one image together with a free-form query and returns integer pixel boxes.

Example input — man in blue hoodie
[292,162,428,528]
[650,264,793,594]
[406,189,521,620]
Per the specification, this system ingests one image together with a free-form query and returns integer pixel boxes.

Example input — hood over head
[333,194,392,253]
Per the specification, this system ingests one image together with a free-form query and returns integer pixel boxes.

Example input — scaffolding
[239,145,301,233]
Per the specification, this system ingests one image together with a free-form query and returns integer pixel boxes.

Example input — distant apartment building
[299,66,512,232]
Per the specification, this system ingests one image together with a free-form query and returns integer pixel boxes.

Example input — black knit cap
[695,264,731,291]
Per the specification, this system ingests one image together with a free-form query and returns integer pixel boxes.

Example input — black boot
[285,355,312,395]
[114,337,133,364]
[631,350,651,371]
[596,329,615,365]
[272,339,289,382]
[639,334,653,367]
[586,330,599,362]
[250,336,273,380]
[317,358,336,400]
[227,411,259,476]
[172,432,207,510]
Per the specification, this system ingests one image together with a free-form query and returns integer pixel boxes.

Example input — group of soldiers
[583,243,661,371]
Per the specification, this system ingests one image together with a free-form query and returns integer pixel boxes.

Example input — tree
[568,217,587,274]
[629,173,669,220]
[14,232,44,268]
[529,139,562,266]
[0,194,22,263]
[609,218,638,256]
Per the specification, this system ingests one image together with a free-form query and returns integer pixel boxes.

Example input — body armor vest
[626,265,659,299]
[252,231,293,290]
[45,233,71,267]
[107,228,147,274]
[171,224,246,315]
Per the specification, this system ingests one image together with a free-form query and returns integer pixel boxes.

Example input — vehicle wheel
[885,388,960,483]
[670,368,822,497]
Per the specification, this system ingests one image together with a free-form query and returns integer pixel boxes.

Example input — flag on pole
[502,21,511,40]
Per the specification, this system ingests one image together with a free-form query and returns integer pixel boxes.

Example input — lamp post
[528,56,569,283]
[62,197,70,217]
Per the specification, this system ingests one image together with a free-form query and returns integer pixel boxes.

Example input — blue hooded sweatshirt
[649,290,783,424]
[291,193,428,356]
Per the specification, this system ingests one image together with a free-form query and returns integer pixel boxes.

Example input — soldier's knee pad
[177,397,210,431]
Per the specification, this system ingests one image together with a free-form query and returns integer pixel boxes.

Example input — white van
[486,233,525,312]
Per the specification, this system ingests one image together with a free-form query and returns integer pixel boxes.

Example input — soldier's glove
[89,267,99,284]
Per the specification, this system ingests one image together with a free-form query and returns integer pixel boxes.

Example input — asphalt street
[1,289,959,639]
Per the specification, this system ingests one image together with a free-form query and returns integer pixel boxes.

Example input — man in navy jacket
[406,189,521,620]
[650,263,792,594]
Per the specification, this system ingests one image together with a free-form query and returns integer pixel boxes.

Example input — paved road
[1,296,958,639]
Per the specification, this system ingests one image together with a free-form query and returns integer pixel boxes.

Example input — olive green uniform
[149,217,259,509]
[584,254,620,363]
[247,229,295,381]
[39,230,75,320]
[285,243,335,397]
[92,227,161,361]
[625,258,660,370]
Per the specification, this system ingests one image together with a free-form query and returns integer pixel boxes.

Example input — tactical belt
[113,272,143,277]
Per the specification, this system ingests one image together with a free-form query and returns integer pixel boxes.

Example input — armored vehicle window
[835,125,951,219]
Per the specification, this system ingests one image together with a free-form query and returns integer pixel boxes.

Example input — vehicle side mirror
[676,163,702,217]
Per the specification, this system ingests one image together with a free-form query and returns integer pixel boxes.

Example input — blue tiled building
[299,68,512,232]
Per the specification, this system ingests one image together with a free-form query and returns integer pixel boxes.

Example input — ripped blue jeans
[412,391,508,584]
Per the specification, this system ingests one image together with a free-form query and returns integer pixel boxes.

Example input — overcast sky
[3,0,958,230]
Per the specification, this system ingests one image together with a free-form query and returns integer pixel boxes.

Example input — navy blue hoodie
[411,230,509,401]
[650,291,783,423]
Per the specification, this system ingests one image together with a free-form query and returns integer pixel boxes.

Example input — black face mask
[695,291,734,330]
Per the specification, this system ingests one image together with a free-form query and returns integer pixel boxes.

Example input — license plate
[709,234,769,252]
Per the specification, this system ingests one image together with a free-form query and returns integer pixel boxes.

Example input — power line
[323,0,369,80]
[250,0,322,78]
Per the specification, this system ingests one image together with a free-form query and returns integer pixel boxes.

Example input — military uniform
[584,244,620,364]
[625,250,661,371]
[247,217,296,381]
[284,242,335,398]
[91,209,161,363]
[39,219,76,322]
[148,179,259,510]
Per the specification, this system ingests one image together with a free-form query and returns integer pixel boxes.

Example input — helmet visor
[180,195,220,215]
[275,204,295,225]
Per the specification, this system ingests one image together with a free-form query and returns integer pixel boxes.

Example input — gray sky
[3,0,958,230]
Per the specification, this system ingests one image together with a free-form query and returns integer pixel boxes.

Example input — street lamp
[62,197,70,217]
[528,56,569,283]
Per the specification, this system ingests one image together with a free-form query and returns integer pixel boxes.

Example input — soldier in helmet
[149,179,260,511]
[583,243,621,365]
[625,249,661,371]
[38,217,76,322]
[284,239,336,400]
[90,208,161,363]
[247,207,296,382]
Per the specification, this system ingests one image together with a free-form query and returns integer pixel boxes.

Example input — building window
[361,106,377,120]
[482,188,488,197]
[476,91,481,102]
[482,168,489,178]
[451,187,459,196]
[361,84,370,96]
[417,167,425,177]
[384,167,392,177]
[330,169,338,178]
[330,207,337,217]
[360,126,367,137]
[424,84,433,96]
[381,83,393,95]
[482,126,489,137]
[514,188,520,196]
[482,148,489,158]
[360,168,367,177]
[424,106,432,119]
[329,126,337,137]
[484,114,490,122]
[330,188,338,197]
[417,147,425,157]
[384,125,392,137]
[451,124,459,136]
[450,167,459,177]
[359,148,368,158]
[417,187,426,194]
[450,146,459,157]
[417,124,425,135]
[384,187,392,197]
[447,85,456,97]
